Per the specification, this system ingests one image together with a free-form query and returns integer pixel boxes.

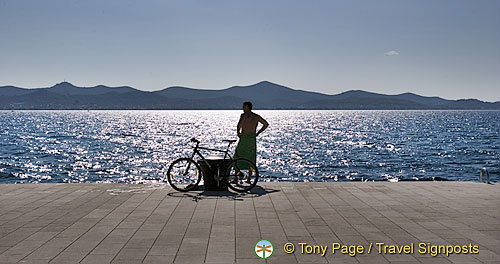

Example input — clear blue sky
[1,0,499,101]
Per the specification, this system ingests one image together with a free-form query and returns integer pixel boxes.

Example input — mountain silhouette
[44,82,136,96]
[0,81,498,110]
[155,81,327,103]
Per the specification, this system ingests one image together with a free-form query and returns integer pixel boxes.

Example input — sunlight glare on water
[0,110,498,183]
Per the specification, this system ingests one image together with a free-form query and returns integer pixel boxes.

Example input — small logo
[284,242,295,254]
[255,239,274,259]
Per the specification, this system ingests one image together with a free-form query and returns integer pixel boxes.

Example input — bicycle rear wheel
[166,158,201,192]
[226,158,259,192]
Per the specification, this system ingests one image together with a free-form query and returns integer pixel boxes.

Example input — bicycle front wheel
[166,158,201,192]
[226,158,259,192]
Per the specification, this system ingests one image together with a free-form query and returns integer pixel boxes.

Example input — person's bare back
[237,103,268,137]
[238,112,262,134]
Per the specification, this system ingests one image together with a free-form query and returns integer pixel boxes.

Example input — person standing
[233,101,269,183]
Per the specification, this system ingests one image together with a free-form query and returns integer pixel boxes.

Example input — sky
[1,0,499,101]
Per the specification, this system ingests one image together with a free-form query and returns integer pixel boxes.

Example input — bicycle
[166,137,259,192]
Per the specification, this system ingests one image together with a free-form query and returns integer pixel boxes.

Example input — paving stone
[0,183,496,263]
[80,254,115,264]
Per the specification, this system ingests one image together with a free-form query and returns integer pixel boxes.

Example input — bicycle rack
[479,168,491,184]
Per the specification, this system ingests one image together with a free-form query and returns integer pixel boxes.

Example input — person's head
[242,101,253,112]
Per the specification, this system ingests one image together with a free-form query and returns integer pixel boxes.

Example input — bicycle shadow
[166,185,280,202]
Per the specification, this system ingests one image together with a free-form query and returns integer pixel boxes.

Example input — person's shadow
[166,185,280,202]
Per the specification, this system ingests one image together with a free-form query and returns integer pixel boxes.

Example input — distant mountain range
[0,81,498,110]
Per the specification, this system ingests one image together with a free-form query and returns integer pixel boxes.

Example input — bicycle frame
[187,142,235,174]
[167,138,258,192]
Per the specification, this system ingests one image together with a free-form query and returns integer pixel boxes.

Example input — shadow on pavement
[166,184,280,201]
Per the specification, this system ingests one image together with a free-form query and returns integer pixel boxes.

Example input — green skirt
[233,133,257,169]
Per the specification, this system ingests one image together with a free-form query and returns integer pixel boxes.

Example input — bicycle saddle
[223,139,237,143]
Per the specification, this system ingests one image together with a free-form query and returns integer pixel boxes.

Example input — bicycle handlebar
[191,137,236,145]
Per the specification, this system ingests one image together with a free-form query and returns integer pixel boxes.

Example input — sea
[0,110,498,184]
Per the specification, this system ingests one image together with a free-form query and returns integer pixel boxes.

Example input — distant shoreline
[2,81,499,110]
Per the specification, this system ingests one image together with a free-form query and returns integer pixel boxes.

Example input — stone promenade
[0,182,498,263]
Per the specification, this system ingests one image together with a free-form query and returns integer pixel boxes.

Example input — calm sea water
[0,110,498,184]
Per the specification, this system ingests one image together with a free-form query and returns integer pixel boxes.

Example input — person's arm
[256,115,269,136]
[237,114,243,137]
